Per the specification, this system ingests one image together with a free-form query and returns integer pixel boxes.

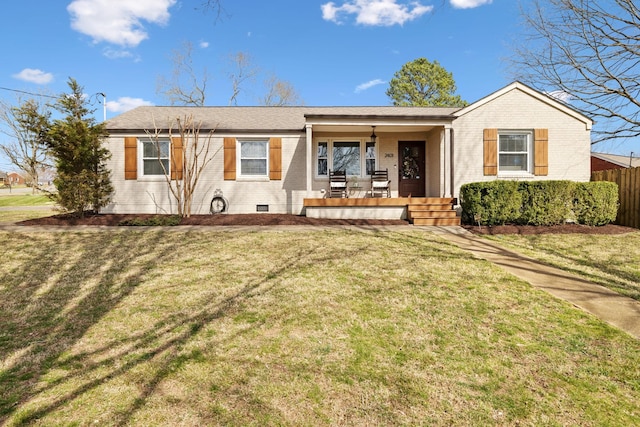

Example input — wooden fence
[591,166,640,229]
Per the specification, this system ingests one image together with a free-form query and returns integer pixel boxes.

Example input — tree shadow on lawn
[0,231,181,423]
[3,229,418,425]
[514,239,640,301]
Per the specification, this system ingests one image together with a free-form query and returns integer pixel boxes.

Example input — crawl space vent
[256,204,269,212]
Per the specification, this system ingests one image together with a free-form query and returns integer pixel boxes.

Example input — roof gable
[454,82,592,129]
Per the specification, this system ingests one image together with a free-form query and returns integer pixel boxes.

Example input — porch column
[440,125,452,198]
[305,124,313,197]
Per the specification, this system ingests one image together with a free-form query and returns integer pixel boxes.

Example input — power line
[0,86,58,99]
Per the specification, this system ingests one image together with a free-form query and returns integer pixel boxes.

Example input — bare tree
[146,115,216,217]
[259,74,304,106]
[227,52,259,106]
[0,98,52,193]
[200,0,227,22]
[511,0,640,144]
[157,41,209,106]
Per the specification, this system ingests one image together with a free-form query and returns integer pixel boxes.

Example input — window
[498,131,531,173]
[317,142,328,176]
[315,139,376,177]
[239,140,268,177]
[366,142,376,175]
[142,138,170,176]
[333,141,360,175]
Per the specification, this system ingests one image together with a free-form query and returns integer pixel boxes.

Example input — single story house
[7,172,25,185]
[591,152,640,172]
[103,82,592,224]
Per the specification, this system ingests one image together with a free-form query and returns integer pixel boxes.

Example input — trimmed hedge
[460,181,521,226]
[460,180,618,226]
[573,181,619,226]
[519,181,575,225]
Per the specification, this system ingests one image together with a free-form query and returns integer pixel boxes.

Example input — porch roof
[105,105,460,133]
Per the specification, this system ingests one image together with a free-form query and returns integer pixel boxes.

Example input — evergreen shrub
[460,180,618,226]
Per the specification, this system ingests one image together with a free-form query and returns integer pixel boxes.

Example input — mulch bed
[16,213,638,234]
[17,213,409,227]
[462,223,636,235]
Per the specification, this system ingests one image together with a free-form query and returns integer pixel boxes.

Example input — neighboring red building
[7,172,26,185]
[591,152,640,172]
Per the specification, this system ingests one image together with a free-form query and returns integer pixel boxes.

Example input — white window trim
[138,137,170,181]
[236,139,270,181]
[497,130,534,177]
[314,138,377,179]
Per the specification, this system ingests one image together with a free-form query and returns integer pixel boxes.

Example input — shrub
[519,181,575,225]
[573,181,619,226]
[461,180,618,227]
[460,181,522,225]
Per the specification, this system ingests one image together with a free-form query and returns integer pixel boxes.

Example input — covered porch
[303,110,456,201]
[300,109,458,223]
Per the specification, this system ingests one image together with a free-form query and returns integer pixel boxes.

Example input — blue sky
[0,0,630,171]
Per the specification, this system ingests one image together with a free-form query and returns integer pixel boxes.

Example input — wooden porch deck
[303,197,460,226]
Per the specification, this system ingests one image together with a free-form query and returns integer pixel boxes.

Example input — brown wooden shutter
[269,137,282,180]
[124,137,137,180]
[483,129,498,176]
[224,137,236,180]
[171,137,184,180]
[534,129,549,176]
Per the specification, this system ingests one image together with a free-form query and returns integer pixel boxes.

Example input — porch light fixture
[370,126,377,144]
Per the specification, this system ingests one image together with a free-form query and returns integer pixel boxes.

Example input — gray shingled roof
[592,152,640,168]
[105,106,460,132]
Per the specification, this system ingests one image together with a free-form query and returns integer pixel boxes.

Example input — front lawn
[484,231,640,301]
[1,230,638,426]
[0,194,52,207]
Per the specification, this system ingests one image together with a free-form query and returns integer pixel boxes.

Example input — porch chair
[329,170,348,198]
[370,168,391,198]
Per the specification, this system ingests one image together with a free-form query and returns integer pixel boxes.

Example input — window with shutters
[237,139,269,178]
[498,131,532,174]
[141,138,170,177]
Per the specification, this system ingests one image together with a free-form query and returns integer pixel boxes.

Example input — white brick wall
[103,134,308,215]
[451,89,591,199]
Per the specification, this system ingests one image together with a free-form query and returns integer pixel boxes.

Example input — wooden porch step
[412,217,461,226]
[410,210,457,219]
[407,199,460,226]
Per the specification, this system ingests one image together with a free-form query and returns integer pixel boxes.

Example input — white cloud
[68,0,176,47]
[103,48,134,59]
[106,97,153,113]
[12,68,54,84]
[355,79,386,93]
[321,0,433,26]
[450,0,493,9]
[199,41,210,49]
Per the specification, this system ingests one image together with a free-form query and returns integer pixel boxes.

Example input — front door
[398,141,426,197]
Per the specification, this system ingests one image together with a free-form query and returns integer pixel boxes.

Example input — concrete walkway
[432,226,640,339]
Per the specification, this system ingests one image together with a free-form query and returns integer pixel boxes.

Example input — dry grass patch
[484,231,640,300]
[0,229,638,426]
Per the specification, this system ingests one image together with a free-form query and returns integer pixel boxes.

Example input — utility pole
[98,92,106,121]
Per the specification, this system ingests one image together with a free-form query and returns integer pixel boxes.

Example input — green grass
[0,229,638,426]
[0,210,54,224]
[0,194,52,207]
[484,231,640,301]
